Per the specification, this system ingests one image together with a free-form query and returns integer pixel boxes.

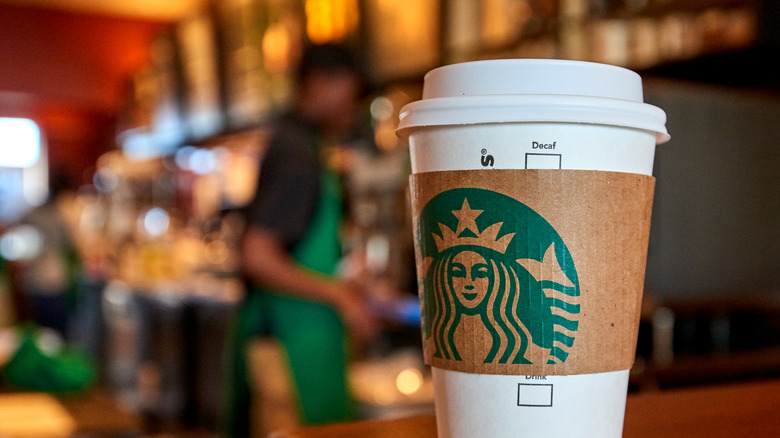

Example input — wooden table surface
[270,378,780,438]
[622,378,780,437]
[0,388,141,438]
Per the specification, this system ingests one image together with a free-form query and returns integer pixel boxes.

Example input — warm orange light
[305,0,359,44]
[8,0,207,21]
[0,393,76,437]
[396,367,423,396]
[263,22,291,74]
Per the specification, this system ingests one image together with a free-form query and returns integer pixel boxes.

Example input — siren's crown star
[433,198,515,254]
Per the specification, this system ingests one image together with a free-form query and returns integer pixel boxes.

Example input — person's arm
[241,226,379,342]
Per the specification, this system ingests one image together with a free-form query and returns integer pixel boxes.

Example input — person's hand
[331,281,382,347]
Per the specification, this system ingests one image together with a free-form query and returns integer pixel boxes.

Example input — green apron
[224,169,351,437]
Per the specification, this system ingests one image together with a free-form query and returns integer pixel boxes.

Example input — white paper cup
[399,59,669,438]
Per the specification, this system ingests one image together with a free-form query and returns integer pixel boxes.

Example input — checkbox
[525,153,561,169]
[518,383,554,407]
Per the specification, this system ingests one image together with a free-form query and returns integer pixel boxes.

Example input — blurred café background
[0,0,777,437]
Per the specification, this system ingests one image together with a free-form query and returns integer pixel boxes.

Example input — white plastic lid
[398,59,670,144]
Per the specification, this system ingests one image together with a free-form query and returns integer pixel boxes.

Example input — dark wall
[644,79,779,299]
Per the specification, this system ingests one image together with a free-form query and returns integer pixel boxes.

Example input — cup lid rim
[397,94,670,144]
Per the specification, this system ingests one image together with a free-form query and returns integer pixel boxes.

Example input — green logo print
[418,188,580,365]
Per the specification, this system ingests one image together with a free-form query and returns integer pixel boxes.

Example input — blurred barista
[223,44,379,437]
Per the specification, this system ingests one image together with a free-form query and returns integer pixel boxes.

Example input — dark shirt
[243,113,322,250]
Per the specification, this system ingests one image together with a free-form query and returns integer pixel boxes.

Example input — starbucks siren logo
[418,188,581,365]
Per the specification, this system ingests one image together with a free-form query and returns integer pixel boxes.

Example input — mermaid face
[449,250,490,309]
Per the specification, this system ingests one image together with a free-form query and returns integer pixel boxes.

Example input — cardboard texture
[410,169,655,376]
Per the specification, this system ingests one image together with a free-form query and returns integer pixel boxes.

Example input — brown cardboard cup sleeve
[410,169,655,376]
